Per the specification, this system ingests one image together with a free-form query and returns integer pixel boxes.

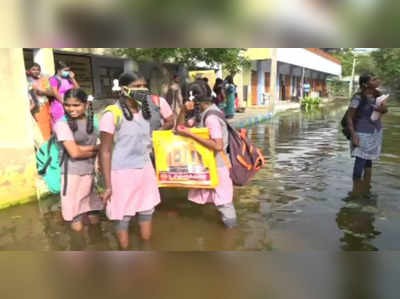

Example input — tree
[371,48,400,94]
[331,48,376,77]
[331,48,355,77]
[355,54,376,76]
[115,48,250,75]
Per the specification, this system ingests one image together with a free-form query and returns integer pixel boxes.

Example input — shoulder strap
[51,75,62,89]
[103,104,123,129]
[202,109,232,168]
[93,115,99,131]
[203,109,226,123]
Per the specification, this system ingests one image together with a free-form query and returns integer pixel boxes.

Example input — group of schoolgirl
[27,61,80,143]
[53,71,238,249]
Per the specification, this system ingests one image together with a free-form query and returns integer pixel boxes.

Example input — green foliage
[371,48,400,94]
[301,97,321,111]
[331,48,376,77]
[327,79,349,97]
[115,48,250,75]
[356,54,376,75]
[332,48,355,77]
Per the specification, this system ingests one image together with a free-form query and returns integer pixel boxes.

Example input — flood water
[1,99,399,251]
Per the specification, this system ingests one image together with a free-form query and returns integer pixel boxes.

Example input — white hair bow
[112,79,121,91]
[189,90,195,101]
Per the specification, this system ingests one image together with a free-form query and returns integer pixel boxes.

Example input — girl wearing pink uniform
[53,88,104,249]
[175,80,237,228]
[99,72,161,250]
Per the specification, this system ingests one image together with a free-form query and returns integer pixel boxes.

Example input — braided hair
[119,95,133,121]
[63,88,94,134]
[118,72,152,121]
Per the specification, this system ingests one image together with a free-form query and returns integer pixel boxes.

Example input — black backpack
[340,111,352,140]
[340,92,365,140]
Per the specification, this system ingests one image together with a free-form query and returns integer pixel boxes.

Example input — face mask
[61,71,70,78]
[122,87,150,106]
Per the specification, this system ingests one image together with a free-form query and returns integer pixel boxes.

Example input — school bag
[36,135,64,194]
[340,92,366,140]
[50,75,72,89]
[203,110,266,186]
[36,117,99,196]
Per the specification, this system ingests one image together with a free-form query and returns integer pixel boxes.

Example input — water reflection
[336,180,381,251]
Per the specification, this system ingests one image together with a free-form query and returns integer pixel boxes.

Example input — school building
[241,48,342,107]
[190,48,342,109]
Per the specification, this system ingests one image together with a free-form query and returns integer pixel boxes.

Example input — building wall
[245,48,272,60]
[277,48,342,76]
[0,48,38,209]
[90,56,125,98]
[241,66,252,107]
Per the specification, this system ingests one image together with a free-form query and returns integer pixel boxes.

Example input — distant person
[26,63,53,141]
[166,74,184,117]
[346,74,388,188]
[303,81,311,97]
[213,78,225,108]
[49,61,80,127]
[223,75,236,119]
[202,77,212,96]
[234,92,240,111]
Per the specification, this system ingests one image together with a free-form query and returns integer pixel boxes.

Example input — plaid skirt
[351,129,383,160]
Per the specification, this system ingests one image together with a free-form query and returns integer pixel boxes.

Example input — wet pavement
[1,99,399,251]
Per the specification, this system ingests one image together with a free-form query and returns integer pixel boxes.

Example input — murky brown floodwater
[1,99,399,251]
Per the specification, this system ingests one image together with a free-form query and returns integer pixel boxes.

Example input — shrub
[301,97,321,110]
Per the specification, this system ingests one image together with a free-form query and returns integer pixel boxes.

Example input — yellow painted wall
[0,48,38,210]
[188,70,217,87]
[245,48,272,60]
[242,67,252,107]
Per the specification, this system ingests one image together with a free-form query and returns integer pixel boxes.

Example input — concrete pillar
[257,61,265,106]
[300,67,305,99]
[0,48,38,209]
[269,49,278,108]
[33,48,55,76]
[216,64,223,79]
[289,65,294,100]
[234,67,244,108]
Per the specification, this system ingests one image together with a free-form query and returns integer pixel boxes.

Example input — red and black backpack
[204,110,266,186]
